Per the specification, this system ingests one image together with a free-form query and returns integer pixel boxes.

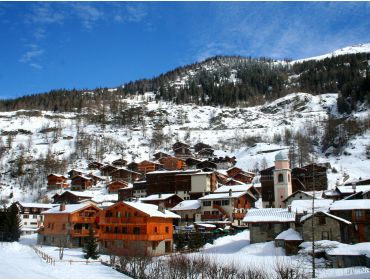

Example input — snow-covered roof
[337,184,370,194]
[199,191,247,200]
[18,202,57,209]
[146,170,199,175]
[171,200,201,211]
[123,201,180,219]
[290,199,333,214]
[57,190,93,198]
[243,208,296,223]
[214,184,253,193]
[327,242,370,257]
[48,173,66,178]
[300,211,351,225]
[42,203,98,214]
[275,228,302,241]
[330,199,370,210]
[275,151,288,161]
[195,223,216,228]
[140,193,177,201]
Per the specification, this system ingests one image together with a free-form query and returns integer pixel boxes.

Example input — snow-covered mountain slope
[292,43,370,64]
[0,92,369,204]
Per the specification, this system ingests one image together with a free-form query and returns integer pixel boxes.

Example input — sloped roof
[171,200,201,211]
[214,184,253,193]
[300,211,351,225]
[141,193,178,201]
[18,202,57,209]
[42,203,99,214]
[199,191,247,200]
[330,199,370,210]
[123,201,180,219]
[54,190,93,198]
[243,208,296,223]
[275,228,302,241]
[290,199,333,214]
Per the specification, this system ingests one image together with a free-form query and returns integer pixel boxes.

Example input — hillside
[0,90,369,205]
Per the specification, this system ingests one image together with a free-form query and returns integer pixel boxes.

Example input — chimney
[158,193,162,199]
[352,183,356,193]
[158,202,165,213]
[288,205,292,212]
[59,203,66,212]
[229,189,232,197]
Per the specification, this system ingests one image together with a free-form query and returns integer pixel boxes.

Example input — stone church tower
[273,151,292,208]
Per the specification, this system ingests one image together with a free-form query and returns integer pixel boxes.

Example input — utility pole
[311,162,316,278]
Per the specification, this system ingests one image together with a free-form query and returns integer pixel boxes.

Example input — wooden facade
[141,194,183,209]
[158,157,186,171]
[194,142,212,153]
[47,174,69,190]
[172,142,190,151]
[111,168,142,182]
[99,201,177,256]
[71,175,93,191]
[138,160,163,174]
[107,180,128,194]
[127,162,139,172]
[88,162,104,170]
[153,152,172,161]
[174,147,192,158]
[112,159,128,167]
[52,191,92,204]
[118,187,134,201]
[38,204,101,248]
[100,165,119,176]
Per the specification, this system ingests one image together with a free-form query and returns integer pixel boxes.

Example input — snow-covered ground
[0,235,128,279]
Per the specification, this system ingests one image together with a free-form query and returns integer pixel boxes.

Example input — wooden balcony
[233,212,246,220]
[70,216,97,223]
[99,232,170,241]
[100,217,146,224]
[70,229,99,237]
[201,214,224,221]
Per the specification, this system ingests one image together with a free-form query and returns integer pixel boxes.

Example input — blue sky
[0,2,369,99]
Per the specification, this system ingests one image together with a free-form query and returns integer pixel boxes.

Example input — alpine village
[1,30,370,280]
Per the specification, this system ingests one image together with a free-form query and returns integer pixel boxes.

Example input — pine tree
[83,227,99,260]
[5,204,22,242]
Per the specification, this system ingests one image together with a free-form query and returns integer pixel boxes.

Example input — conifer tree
[83,227,99,260]
[5,204,22,242]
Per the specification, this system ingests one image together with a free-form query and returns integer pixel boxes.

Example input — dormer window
[278,174,284,183]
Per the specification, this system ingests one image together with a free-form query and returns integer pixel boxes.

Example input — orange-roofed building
[99,201,179,256]
[38,203,101,247]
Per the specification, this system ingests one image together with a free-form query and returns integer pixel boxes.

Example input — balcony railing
[70,216,97,223]
[99,232,170,241]
[70,229,99,237]
[100,217,146,224]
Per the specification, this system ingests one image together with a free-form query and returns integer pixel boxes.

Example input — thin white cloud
[72,3,104,30]
[19,44,44,70]
[29,63,43,70]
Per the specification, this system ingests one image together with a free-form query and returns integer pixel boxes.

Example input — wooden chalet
[86,173,105,185]
[111,168,142,182]
[194,142,212,153]
[209,156,237,169]
[99,201,179,256]
[132,181,148,198]
[52,190,93,204]
[118,186,134,201]
[138,160,164,174]
[127,162,139,172]
[172,141,190,151]
[174,147,192,158]
[112,158,128,167]
[38,203,101,247]
[232,172,254,184]
[153,151,172,161]
[47,174,69,190]
[88,161,104,170]
[227,167,243,178]
[71,175,93,191]
[141,193,183,209]
[158,156,186,171]
[100,165,119,176]
[107,180,128,194]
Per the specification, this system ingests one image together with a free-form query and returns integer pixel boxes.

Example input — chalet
[199,190,257,225]
[330,199,370,243]
[99,201,180,256]
[171,200,201,226]
[100,165,119,176]
[329,185,370,200]
[172,141,190,151]
[38,203,101,247]
[88,161,104,170]
[243,208,296,243]
[214,184,260,200]
[14,202,57,235]
[145,170,199,200]
[300,211,352,243]
[153,151,172,161]
[71,175,93,191]
[214,171,230,185]
[132,181,147,198]
[52,190,93,204]
[107,180,128,194]
[86,173,105,185]
[118,186,134,201]
[344,177,370,187]
[174,147,192,158]
[232,172,255,184]
[227,167,243,178]
[127,162,139,172]
[210,156,237,169]
[195,160,217,170]
[274,228,303,255]
[282,190,324,207]
[111,168,142,182]
[190,172,218,199]
[68,169,85,179]
[141,194,183,209]
[326,242,370,268]
[112,158,128,167]
[197,148,214,158]
[47,174,69,190]
[138,160,164,174]
[194,142,212,153]
[158,156,186,171]
[185,157,202,169]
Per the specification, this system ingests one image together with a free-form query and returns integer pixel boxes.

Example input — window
[165,227,169,233]
[23,214,29,219]
[24,222,27,225]
[62,224,66,230]
[221,200,229,206]
[133,227,140,234]
[33,215,37,219]
[355,210,363,219]
[278,174,284,183]
[152,241,158,250]
[203,201,211,207]
[211,211,219,215]
[30,222,37,225]
[322,231,329,240]
[154,227,158,233]
[122,227,128,234]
